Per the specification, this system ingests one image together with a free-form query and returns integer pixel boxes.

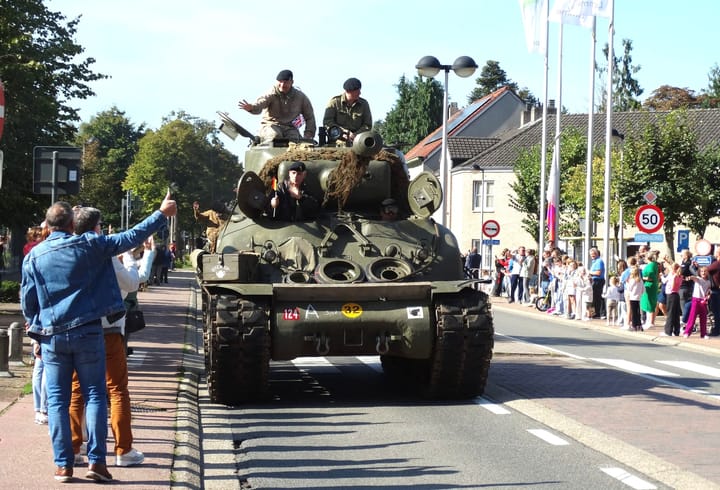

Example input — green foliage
[469,60,518,102]
[75,107,145,227]
[617,110,701,253]
[699,63,720,108]
[0,1,107,228]
[468,60,538,105]
[508,146,541,240]
[510,127,595,241]
[0,281,20,303]
[124,112,240,236]
[379,75,443,152]
[685,143,720,235]
[598,39,643,112]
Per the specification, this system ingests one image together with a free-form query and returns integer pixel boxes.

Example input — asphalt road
[192,291,697,490]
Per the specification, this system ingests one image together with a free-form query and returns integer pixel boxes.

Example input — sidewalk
[0,270,202,489]
[489,294,720,355]
[488,293,720,489]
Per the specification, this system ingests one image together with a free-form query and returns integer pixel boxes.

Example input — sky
[49,0,720,141]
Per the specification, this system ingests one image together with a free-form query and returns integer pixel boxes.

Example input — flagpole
[538,0,549,257]
[584,17,597,264]
[552,21,563,246]
[602,0,615,282]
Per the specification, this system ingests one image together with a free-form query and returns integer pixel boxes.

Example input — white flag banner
[549,0,610,27]
[519,0,548,54]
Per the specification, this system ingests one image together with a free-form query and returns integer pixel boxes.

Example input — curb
[171,280,204,488]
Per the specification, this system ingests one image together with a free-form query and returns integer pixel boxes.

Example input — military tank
[192,113,494,405]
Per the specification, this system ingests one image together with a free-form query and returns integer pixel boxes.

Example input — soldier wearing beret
[239,69,317,144]
[323,77,373,144]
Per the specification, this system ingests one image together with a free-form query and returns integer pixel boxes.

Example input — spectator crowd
[484,242,720,339]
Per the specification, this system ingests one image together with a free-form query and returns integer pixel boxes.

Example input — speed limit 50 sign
[634,204,664,234]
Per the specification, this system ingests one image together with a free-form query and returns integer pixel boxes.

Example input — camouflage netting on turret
[257,147,410,212]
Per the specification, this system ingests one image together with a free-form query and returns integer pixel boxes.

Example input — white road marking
[126,350,147,368]
[356,356,383,373]
[591,359,679,377]
[601,467,657,489]
[291,357,342,373]
[657,360,720,378]
[475,398,511,415]
[527,429,569,446]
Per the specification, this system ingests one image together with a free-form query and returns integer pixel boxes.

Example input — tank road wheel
[207,294,271,405]
[424,289,494,399]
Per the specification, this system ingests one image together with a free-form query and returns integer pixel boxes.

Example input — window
[472,179,494,212]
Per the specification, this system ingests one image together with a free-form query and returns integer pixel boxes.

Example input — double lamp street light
[415,55,478,229]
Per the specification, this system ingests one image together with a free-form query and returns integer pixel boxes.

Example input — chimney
[521,104,541,127]
[547,99,557,115]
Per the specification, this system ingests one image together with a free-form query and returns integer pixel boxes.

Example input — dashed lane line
[601,467,658,489]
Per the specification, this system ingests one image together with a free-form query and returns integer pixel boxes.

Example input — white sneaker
[34,412,48,425]
[74,453,85,466]
[116,448,144,467]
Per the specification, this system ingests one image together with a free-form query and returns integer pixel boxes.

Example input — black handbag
[125,310,146,334]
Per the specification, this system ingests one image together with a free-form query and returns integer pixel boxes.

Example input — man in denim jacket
[21,192,176,483]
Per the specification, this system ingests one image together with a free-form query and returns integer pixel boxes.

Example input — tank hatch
[236,171,267,219]
[407,171,442,218]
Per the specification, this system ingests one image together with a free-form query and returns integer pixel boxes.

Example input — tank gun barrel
[351,131,384,158]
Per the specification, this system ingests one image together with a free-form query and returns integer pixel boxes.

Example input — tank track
[206,293,271,405]
[425,288,494,398]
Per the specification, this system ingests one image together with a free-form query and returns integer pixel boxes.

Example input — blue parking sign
[677,230,689,252]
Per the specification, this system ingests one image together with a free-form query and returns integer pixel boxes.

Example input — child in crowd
[30,338,47,424]
[564,260,578,319]
[664,262,683,336]
[604,276,623,326]
[683,266,712,339]
[626,266,645,331]
[575,266,592,321]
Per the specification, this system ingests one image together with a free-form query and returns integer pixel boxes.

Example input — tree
[682,143,720,237]
[75,107,145,226]
[468,60,539,106]
[617,111,699,256]
[643,86,699,111]
[468,60,518,102]
[508,145,541,240]
[698,63,720,108]
[124,112,240,236]
[597,38,643,112]
[509,128,596,242]
[0,1,106,235]
[379,75,443,152]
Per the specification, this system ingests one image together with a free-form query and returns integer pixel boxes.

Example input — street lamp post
[611,129,625,260]
[416,56,478,228]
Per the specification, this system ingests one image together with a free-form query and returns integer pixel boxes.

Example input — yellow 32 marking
[341,303,363,319]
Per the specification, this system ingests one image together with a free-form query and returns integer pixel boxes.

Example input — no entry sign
[482,219,500,238]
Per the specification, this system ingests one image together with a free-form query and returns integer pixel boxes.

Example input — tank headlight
[384,244,400,257]
[415,247,429,261]
[262,241,277,262]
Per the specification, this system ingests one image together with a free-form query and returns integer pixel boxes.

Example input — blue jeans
[41,322,108,468]
[32,352,47,413]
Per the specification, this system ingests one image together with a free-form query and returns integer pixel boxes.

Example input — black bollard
[8,322,24,366]
[0,328,12,377]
